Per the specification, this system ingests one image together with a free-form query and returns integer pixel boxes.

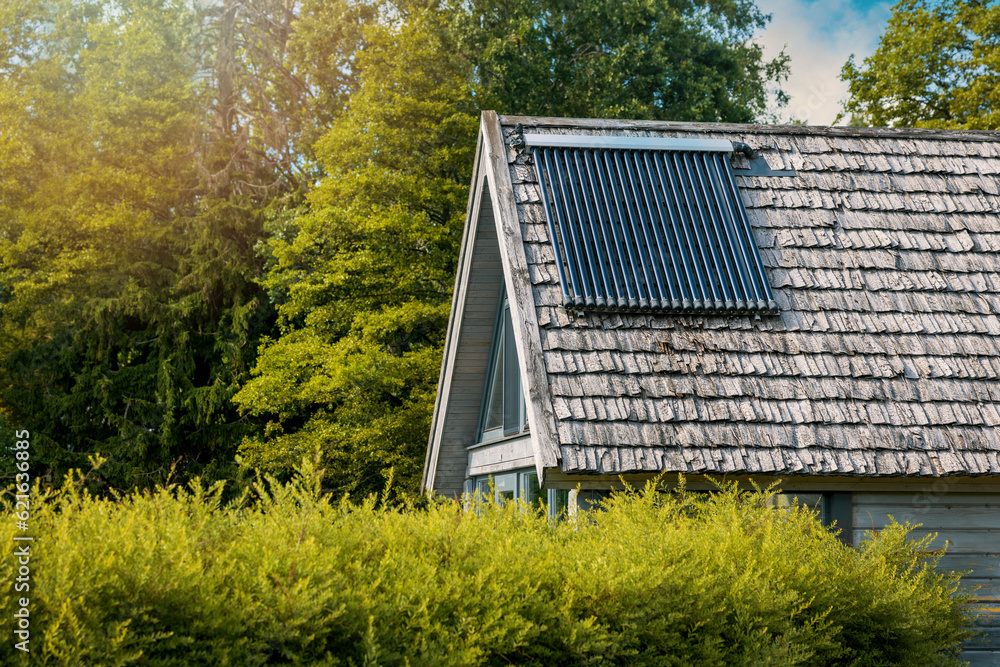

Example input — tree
[0,0,302,489]
[0,0,208,484]
[840,0,1000,129]
[0,0,789,493]
[201,0,373,199]
[236,0,788,495]
[233,3,478,496]
[450,0,789,122]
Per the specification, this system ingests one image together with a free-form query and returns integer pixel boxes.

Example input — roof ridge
[498,114,1000,143]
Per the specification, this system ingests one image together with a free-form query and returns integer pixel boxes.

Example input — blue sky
[756,0,894,124]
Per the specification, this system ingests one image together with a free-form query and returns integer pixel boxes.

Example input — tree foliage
[841,0,1000,129]
[0,0,297,488]
[0,473,974,664]
[451,0,789,121]
[233,4,477,496]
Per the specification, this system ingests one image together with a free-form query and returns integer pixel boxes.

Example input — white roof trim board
[481,112,561,474]
[423,112,1000,492]
[523,133,734,152]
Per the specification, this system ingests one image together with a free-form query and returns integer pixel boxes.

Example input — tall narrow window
[479,290,527,442]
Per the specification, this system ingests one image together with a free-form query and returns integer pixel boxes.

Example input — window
[770,493,825,516]
[529,135,777,314]
[473,471,570,519]
[768,492,852,544]
[478,290,527,442]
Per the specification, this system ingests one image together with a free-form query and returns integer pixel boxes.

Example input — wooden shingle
[493,115,1000,477]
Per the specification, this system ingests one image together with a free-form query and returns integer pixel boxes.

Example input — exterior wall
[854,491,1000,665]
[468,435,535,477]
[428,185,506,496]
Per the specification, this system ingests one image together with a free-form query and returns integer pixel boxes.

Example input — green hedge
[0,464,974,666]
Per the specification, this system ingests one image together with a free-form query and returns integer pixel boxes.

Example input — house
[421,111,1000,663]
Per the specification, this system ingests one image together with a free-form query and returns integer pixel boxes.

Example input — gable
[424,115,567,494]
[426,113,1000,489]
[422,165,505,496]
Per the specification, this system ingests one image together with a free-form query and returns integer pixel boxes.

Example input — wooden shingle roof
[496,114,1000,478]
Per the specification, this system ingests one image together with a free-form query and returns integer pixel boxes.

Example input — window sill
[466,430,530,451]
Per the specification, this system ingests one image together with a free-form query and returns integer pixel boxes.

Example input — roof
[424,112,1000,491]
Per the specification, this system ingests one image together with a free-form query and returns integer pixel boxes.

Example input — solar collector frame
[530,140,777,315]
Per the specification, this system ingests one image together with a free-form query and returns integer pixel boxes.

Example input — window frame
[476,287,527,444]
[472,470,570,519]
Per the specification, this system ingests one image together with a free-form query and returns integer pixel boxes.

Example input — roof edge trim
[523,133,734,152]
[421,131,487,495]
[482,111,561,476]
[503,114,1000,143]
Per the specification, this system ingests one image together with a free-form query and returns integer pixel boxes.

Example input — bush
[0,463,974,666]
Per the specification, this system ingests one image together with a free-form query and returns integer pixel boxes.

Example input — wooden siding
[425,177,507,497]
[467,435,535,477]
[423,132,484,493]
[854,492,1000,663]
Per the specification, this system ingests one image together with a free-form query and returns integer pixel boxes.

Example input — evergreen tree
[451,0,789,121]
[0,0,299,488]
[0,0,788,494]
[234,4,477,495]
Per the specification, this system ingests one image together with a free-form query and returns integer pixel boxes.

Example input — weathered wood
[854,493,1000,507]
[481,110,560,474]
[939,554,1000,573]
[468,435,535,474]
[423,150,508,496]
[966,627,1000,651]
[422,145,484,493]
[469,457,536,477]
[541,471,1000,492]
[445,399,485,409]
[449,376,491,389]
[491,116,1000,480]
[466,432,533,450]
[960,578,1000,600]
[971,610,1000,627]
[853,528,1000,554]
[422,132,485,493]
[483,111,1000,667]
[433,464,470,476]
[967,607,1000,665]
[853,504,1000,531]
[851,487,1000,667]
[963,650,1000,666]
[433,461,471,474]
[498,113,1000,143]
[852,492,1000,562]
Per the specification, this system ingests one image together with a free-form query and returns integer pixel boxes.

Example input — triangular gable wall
[422,161,505,496]
[423,112,560,495]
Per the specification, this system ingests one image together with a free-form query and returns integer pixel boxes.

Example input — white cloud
[755,0,893,125]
